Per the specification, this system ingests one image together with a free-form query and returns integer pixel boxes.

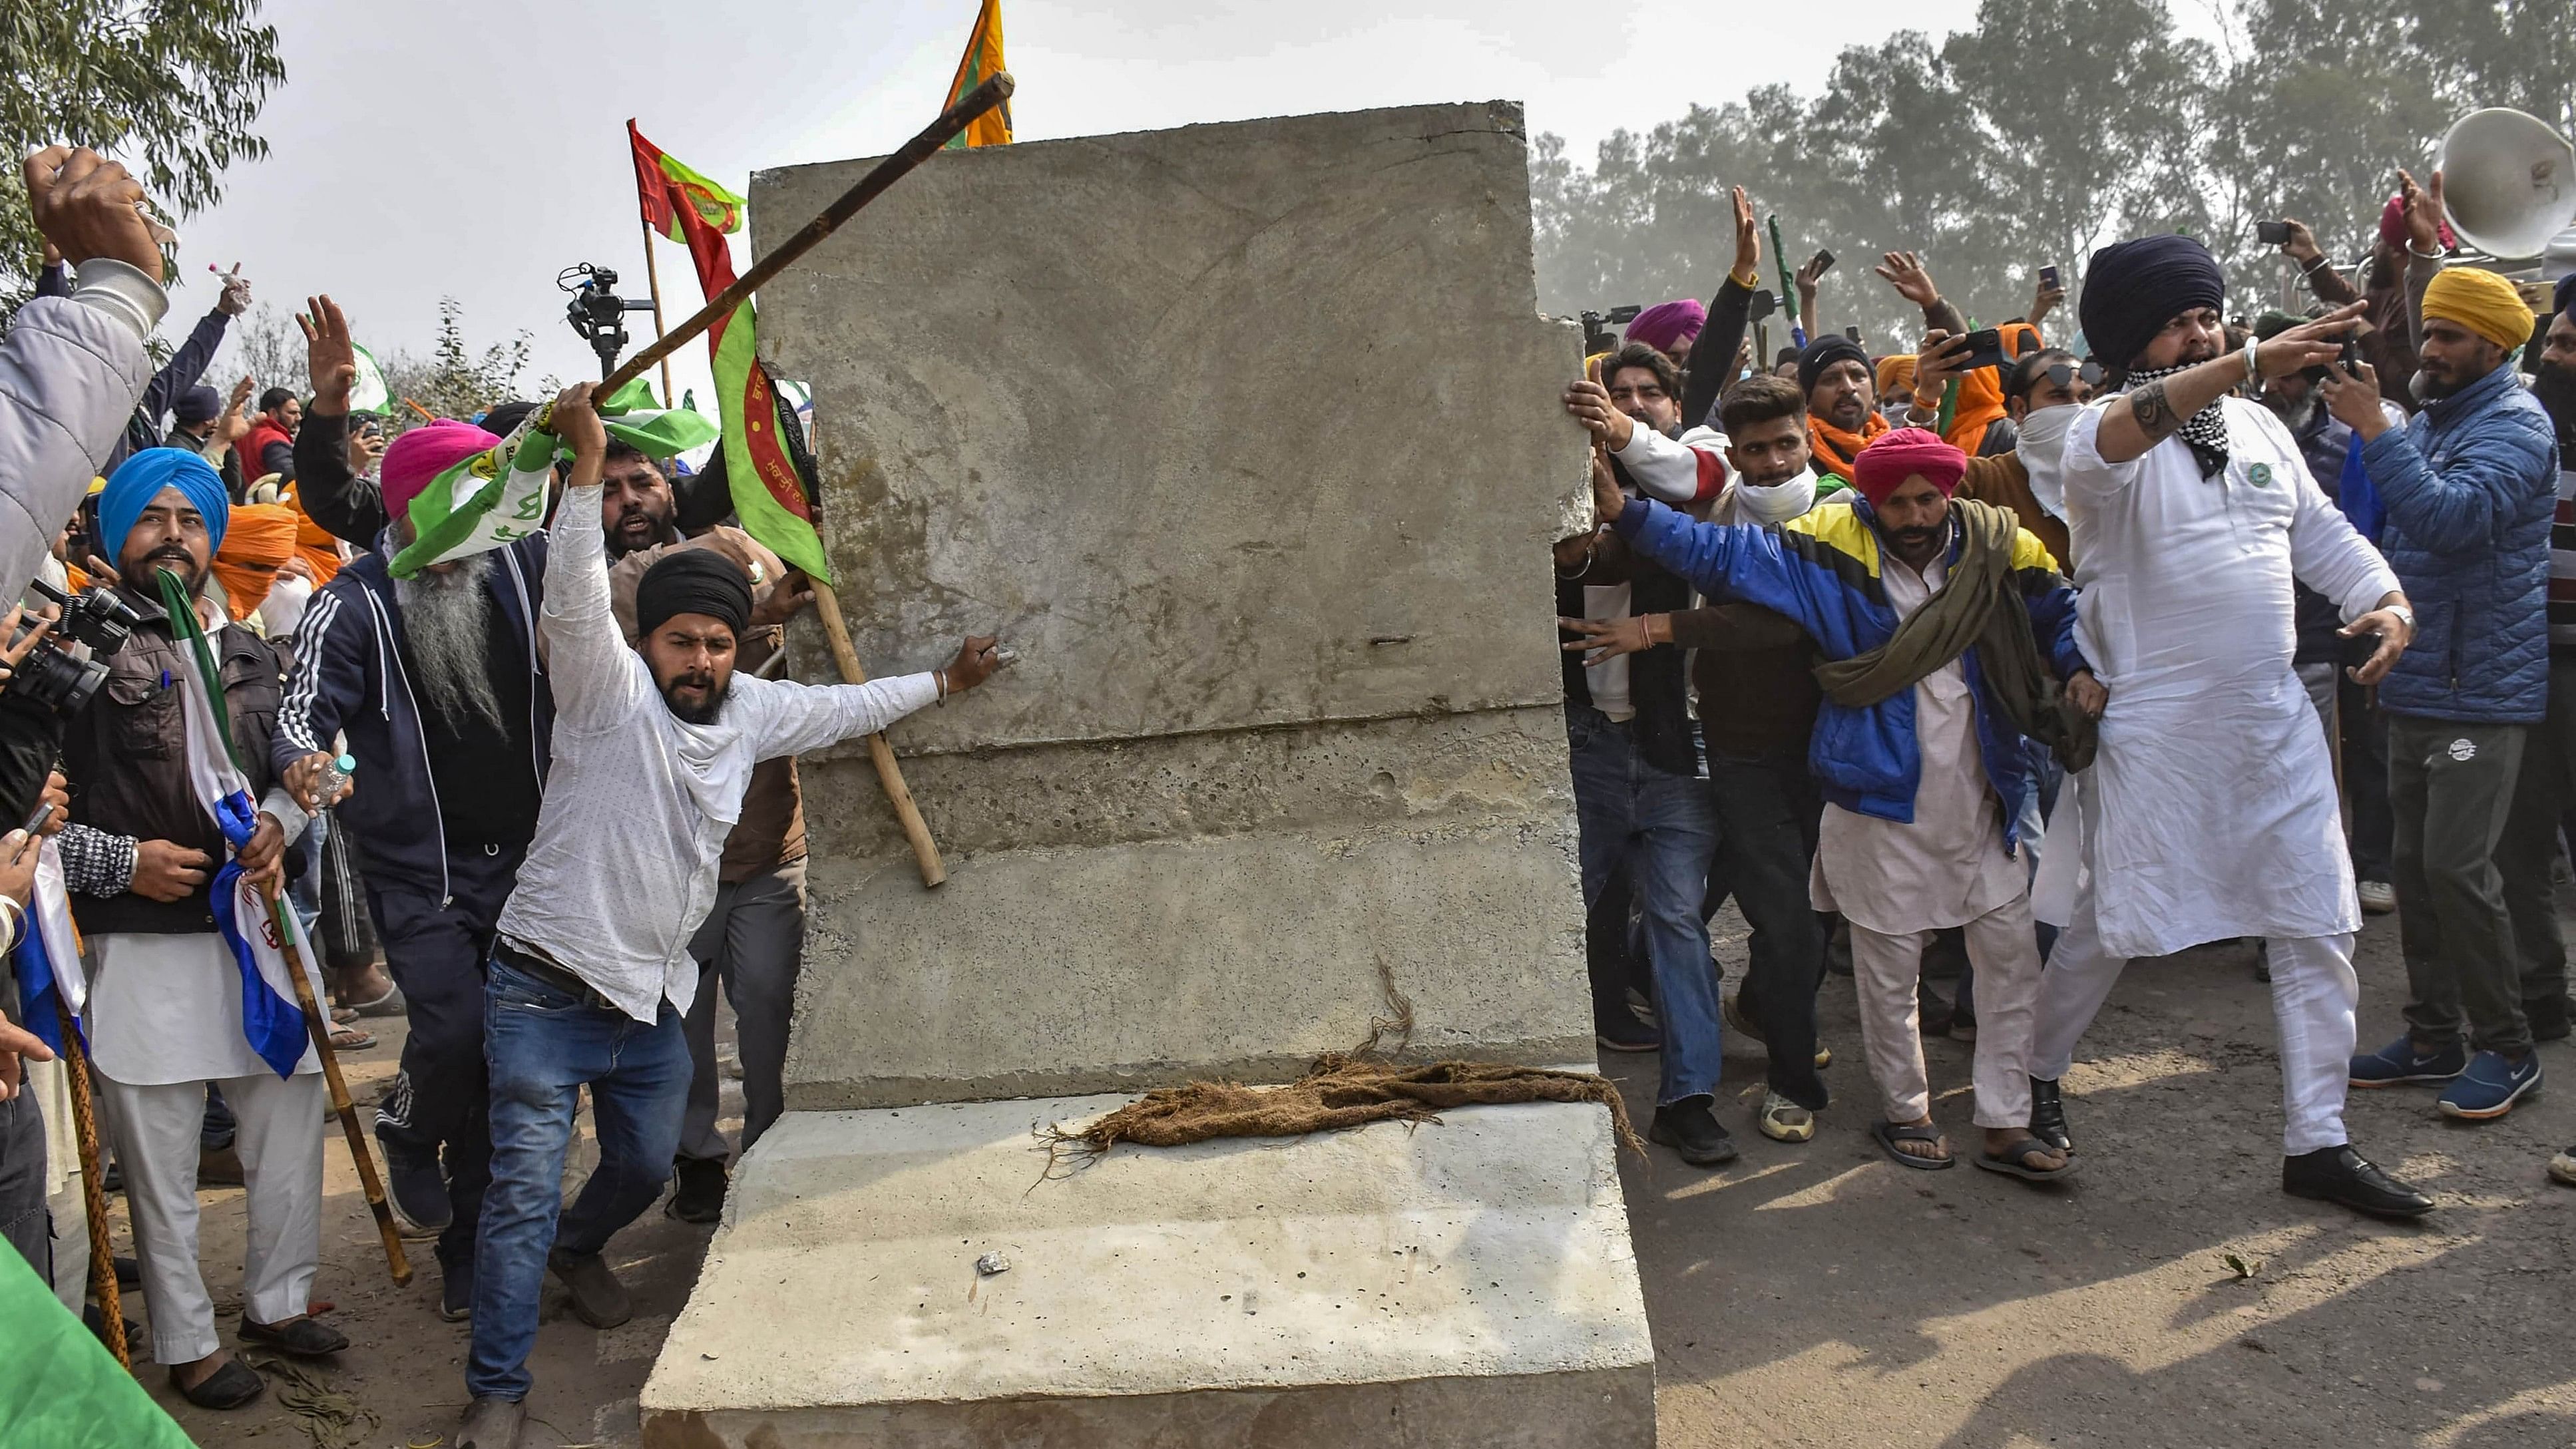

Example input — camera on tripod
[9,576,143,718]
[560,263,660,377]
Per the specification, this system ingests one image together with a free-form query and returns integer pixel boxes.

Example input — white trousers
[1847,893,2045,1130]
[2034,905,2357,1156]
[97,1072,325,1364]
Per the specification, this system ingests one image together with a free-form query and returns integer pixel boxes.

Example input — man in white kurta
[2028,232,2432,1219]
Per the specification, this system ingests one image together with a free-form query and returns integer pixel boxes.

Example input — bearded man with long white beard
[274,414,555,1325]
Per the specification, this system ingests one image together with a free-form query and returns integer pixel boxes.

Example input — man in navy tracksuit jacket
[272,385,554,1316]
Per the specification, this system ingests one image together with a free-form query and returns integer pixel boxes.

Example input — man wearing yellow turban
[2323,262,2557,1126]
[210,502,300,631]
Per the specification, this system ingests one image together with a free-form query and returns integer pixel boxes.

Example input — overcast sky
[157,0,2157,408]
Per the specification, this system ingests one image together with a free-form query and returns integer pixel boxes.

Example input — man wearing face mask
[1563,373,1832,1145]
[2029,234,2429,1219]
[2321,264,2557,1126]
[1591,426,2103,1179]
[1907,338,2087,574]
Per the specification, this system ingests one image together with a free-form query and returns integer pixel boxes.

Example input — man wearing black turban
[453,383,1009,1449]
[2029,238,2436,1221]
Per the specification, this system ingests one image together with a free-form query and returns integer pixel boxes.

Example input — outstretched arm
[746,636,1002,761]
[2092,304,2365,463]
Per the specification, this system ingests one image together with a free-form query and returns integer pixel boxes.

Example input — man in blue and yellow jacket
[1600,427,2104,1181]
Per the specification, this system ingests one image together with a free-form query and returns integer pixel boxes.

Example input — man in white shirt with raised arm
[457,384,1002,1449]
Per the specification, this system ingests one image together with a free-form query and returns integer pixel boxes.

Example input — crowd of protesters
[1557,170,2572,1213]
[0,146,1002,1449]
[0,128,2573,1449]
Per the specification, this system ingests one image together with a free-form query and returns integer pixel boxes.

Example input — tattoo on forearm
[2127,381,2180,440]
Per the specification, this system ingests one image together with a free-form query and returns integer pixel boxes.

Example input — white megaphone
[2436,107,2576,260]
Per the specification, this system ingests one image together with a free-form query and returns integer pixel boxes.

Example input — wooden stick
[809,587,947,887]
[638,218,674,408]
[599,71,1014,398]
[49,1000,126,1368]
[268,891,411,1285]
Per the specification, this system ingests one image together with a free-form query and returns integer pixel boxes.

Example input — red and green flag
[628,122,831,582]
[943,0,1012,149]
[627,121,747,240]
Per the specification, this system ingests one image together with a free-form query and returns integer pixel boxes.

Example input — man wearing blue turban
[54,444,348,1408]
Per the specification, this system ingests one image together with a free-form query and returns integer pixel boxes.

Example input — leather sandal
[239,1315,349,1356]
[173,1358,265,1410]
[1974,1137,2077,1181]
[1871,1118,1953,1169]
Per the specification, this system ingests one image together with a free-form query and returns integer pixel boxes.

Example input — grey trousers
[0,1090,47,1281]
[2388,715,2531,1054]
[678,860,807,1165]
[2497,656,2576,1031]
[100,1070,323,1364]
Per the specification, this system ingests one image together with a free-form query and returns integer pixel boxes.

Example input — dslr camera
[9,576,143,718]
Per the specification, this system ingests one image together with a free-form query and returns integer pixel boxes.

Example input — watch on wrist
[2385,604,2414,630]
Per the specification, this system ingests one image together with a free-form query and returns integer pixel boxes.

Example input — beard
[2262,388,2319,431]
[2534,361,2576,453]
[395,554,507,731]
[130,543,204,594]
[659,671,728,725]
[608,501,674,560]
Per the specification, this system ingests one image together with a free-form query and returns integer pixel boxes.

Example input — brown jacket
[607,528,806,883]
[64,587,288,934]
[1954,451,2070,573]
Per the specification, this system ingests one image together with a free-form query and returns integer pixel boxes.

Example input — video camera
[560,263,658,377]
[1580,304,1641,357]
[11,576,142,718]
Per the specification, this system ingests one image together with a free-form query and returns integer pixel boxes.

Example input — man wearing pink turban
[270,399,559,1324]
[1625,298,1707,372]
[1590,427,2105,1181]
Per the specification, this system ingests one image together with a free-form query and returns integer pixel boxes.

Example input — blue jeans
[1567,704,1722,1105]
[467,952,692,1400]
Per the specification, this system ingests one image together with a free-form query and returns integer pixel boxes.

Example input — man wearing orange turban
[211,503,300,630]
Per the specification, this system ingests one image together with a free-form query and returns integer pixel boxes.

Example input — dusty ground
[144,893,2576,1448]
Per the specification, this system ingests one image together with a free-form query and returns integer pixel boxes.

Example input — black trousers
[367,842,525,1266]
[1707,743,1830,1108]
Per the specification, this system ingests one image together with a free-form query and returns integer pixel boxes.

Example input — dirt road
[152,897,2573,1447]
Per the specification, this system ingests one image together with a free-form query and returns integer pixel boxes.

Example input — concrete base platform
[640,1092,1654,1447]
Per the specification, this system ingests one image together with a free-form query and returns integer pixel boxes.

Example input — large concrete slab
[640,1094,1654,1448]
[752,102,1594,1104]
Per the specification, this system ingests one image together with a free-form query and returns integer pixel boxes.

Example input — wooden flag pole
[638,219,675,408]
[809,587,947,886]
[599,71,1012,399]
[49,998,126,1368]
[268,886,411,1285]
[590,73,1012,888]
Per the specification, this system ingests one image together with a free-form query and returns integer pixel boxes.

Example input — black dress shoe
[2028,1076,2073,1153]
[1648,1096,1741,1167]
[666,1155,730,1224]
[2282,1144,2435,1219]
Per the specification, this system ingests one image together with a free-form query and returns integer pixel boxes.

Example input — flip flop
[1871,1118,1953,1170]
[1974,1137,2079,1182]
[345,980,406,1018]
[327,1024,375,1052]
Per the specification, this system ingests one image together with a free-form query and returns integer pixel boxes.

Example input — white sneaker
[2357,880,2396,915]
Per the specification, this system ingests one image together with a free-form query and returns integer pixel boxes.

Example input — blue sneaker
[2348,1034,2467,1087]
[2436,1051,2542,1121]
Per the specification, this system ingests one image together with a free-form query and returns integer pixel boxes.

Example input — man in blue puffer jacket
[2324,265,2558,1124]
[1602,427,2104,1180]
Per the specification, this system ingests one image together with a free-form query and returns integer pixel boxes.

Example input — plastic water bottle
[322,753,356,809]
